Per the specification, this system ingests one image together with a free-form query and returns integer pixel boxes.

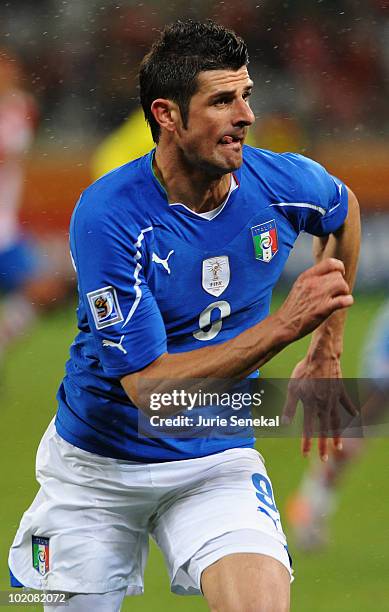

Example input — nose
[232,98,255,128]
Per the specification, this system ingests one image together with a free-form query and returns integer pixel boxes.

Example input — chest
[145,203,297,328]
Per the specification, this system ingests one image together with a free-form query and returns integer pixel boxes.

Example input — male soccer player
[9,20,360,612]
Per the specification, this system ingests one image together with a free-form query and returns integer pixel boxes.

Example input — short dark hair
[139,19,249,143]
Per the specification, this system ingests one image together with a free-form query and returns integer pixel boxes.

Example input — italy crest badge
[32,536,50,576]
[251,220,278,262]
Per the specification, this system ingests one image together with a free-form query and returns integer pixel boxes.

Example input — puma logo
[152,250,174,274]
[102,335,127,355]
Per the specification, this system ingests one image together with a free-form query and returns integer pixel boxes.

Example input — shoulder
[72,152,155,233]
[242,145,339,208]
[243,145,328,186]
[83,152,151,206]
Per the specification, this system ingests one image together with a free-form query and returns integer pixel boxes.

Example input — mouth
[218,134,244,148]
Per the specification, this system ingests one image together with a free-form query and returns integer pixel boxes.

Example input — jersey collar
[146,149,241,221]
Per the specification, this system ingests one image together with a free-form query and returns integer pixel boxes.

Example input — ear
[150,98,181,134]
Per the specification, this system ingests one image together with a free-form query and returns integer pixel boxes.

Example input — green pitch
[1,293,388,611]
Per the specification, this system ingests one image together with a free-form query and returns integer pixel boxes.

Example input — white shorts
[9,420,292,596]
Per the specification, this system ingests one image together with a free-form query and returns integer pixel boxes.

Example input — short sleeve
[70,194,167,377]
[273,153,348,237]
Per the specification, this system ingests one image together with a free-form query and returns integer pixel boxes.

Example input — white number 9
[193,300,231,341]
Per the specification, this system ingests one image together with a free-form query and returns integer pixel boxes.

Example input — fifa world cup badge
[202,256,230,296]
[87,286,124,329]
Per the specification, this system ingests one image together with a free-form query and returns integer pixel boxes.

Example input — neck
[153,142,231,214]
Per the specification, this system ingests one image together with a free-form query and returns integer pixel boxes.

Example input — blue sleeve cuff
[102,340,167,378]
[310,179,348,237]
[9,568,24,588]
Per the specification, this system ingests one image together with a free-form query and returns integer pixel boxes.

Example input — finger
[303,258,345,278]
[318,436,329,462]
[330,404,342,451]
[281,385,299,425]
[329,294,354,310]
[340,388,359,417]
[302,406,314,457]
[333,436,343,452]
[317,401,330,461]
[322,271,350,296]
[301,435,313,457]
[317,402,330,438]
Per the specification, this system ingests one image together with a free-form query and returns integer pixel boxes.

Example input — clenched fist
[276,258,353,343]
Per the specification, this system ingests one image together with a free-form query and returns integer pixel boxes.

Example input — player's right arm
[122,257,352,413]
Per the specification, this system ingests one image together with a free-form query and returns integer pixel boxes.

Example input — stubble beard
[180,142,243,179]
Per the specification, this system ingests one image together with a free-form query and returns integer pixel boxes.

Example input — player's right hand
[276,257,353,342]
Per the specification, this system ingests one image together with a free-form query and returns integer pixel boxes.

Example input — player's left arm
[283,187,361,459]
[309,186,360,362]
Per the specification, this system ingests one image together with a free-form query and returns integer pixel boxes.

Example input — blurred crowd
[0,0,388,149]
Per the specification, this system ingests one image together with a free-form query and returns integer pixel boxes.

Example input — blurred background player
[286,299,389,550]
[0,49,67,363]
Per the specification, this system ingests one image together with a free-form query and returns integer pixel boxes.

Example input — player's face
[178,66,255,176]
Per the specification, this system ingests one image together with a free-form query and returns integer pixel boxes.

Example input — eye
[243,91,252,101]
[214,97,231,106]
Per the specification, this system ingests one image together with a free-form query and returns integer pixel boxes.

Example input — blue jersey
[56,146,348,462]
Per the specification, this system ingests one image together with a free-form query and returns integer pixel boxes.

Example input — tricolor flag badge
[251,220,278,262]
[32,536,50,576]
